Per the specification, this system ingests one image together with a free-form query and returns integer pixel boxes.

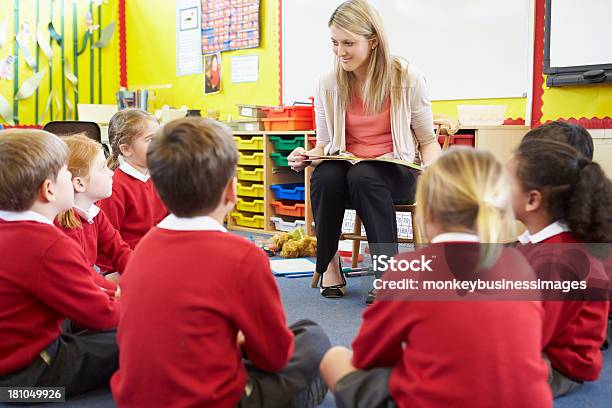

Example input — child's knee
[320,346,352,371]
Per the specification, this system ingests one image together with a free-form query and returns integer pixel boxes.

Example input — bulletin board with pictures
[201,0,260,53]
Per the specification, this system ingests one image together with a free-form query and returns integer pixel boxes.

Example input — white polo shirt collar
[158,214,227,232]
[431,232,480,243]
[0,210,53,226]
[119,161,150,183]
[517,221,570,244]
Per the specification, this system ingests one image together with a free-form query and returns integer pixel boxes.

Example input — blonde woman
[288,0,441,301]
[319,148,552,408]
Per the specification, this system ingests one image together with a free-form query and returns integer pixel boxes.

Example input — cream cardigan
[314,58,437,163]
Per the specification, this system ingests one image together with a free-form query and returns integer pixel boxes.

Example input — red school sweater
[111,229,294,408]
[56,208,132,275]
[0,220,120,375]
[98,168,166,268]
[352,244,552,408]
[522,231,609,382]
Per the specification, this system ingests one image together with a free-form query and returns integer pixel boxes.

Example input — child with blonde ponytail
[98,109,167,271]
[320,148,552,408]
[55,135,132,292]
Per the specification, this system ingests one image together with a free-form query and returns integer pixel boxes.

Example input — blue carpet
[2,272,611,407]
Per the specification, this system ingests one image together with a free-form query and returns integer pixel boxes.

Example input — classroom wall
[532,0,611,127]
[0,0,120,126]
[539,73,612,124]
[432,98,526,123]
[541,79,612,176]
[126,0,280,121]
[122,0,608,128]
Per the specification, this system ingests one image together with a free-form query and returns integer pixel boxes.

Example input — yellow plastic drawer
[237,182,264,198]
[234,135,263,151]
[237,167,264,182]
[236,198,265,213]
[238,152,264,166]
[231,212,265,229]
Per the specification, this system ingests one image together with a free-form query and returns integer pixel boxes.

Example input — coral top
[345,94,394,158]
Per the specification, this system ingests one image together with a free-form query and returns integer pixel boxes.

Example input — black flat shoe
[365,289,377,305]
[319,257,346,298]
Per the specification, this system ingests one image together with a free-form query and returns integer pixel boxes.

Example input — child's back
[112,222,292,407]
[354,244,551,407]
[111,118,329,408]
[320,147,552,408]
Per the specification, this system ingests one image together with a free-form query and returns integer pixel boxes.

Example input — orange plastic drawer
[261,118,313,131]
[271,200,306,217]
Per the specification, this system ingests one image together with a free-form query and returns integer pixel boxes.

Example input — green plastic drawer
[269,136,304,151]
[270,152,290,167]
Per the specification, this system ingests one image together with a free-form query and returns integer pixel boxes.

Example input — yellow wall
[0,0,119,126]
[126,0,280,121]
[125,0,610,126]
[432,97,526,122]
[540,82,612,122]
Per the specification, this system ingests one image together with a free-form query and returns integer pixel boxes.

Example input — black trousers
[0,327,118,398]
[311,160,417,277]
[239,319,332,408]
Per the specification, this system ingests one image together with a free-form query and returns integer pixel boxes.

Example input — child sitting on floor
[320,147,553,408]
[97,109,166,270]
[0,129,119,396]
[111,117,331,408]
[520,121,612,350]
[508,137,612,398]
[55,134,132,288]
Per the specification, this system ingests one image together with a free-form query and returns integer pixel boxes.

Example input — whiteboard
[282,0,531,104]
[549,0,612,68]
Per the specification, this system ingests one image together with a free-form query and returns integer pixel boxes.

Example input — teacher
[287,0,441,303]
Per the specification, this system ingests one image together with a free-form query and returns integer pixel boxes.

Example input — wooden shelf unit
[228,130,316,236]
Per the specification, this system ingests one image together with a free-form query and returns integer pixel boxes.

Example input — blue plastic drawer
[270,183,306,201]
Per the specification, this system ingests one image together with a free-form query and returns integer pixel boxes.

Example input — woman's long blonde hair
[57,134,103,229]
[416,148,515,266]
[329,0,403,115]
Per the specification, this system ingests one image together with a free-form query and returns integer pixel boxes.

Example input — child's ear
[119,143,132,158]
[224,177,237,205]
[525,190,543,213]
[72,177,87,193]
[38,179,55,204]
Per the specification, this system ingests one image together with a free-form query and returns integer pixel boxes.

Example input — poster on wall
[231,55,258,83]
[201,0,260,54]
[204,52,222,95]
[177,0,204,76]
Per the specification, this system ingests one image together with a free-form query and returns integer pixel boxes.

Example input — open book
[305,154,424,171]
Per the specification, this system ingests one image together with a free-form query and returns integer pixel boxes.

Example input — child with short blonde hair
[98,109,167,270]
[55,134,132,290]
[320,148,552,408]
[0,129,119,396]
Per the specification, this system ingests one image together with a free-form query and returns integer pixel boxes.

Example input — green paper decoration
[15,68,47,100]
[92,21,115,49]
